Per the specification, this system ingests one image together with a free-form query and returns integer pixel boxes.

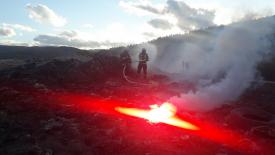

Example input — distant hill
[0,45,95,60]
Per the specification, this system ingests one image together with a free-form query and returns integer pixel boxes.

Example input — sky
[0,0,274,49]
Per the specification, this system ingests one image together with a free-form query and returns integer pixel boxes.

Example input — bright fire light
[115,102,199,131]
[147,103,176,123]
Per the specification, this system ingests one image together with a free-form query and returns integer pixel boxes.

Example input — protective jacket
[120,51,131,64]
[139,52,149,64]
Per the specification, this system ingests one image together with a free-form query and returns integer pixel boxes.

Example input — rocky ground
[0,54,275,155]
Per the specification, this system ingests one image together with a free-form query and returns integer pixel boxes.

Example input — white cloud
[26,4,67,27]
[119,0,164,16]
[59,30,78,38]
[0,23,36,38]
[120,0,216,32]
[28,21,135,49]
[148,18,173,30]
[119,0,274,33]
[34,30,126,49]
[34,34,100,48]
[2,23,36,32]
[33,20,163,49]
[166,0,215,30]
[78,22,150,44]
[0,26,16,37]
[0,39,37,46]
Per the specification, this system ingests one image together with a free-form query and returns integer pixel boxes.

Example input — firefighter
[137,48,149,79]
[120,49,132,76]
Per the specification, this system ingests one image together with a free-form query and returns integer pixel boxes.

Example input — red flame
[115,102,200,131]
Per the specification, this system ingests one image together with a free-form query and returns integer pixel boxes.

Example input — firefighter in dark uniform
[120,50,132,76]
[137,48,149,79]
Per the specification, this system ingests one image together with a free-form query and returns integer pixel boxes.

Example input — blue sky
[0,0,274,49]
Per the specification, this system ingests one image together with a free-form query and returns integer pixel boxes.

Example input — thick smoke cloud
[150,17,275,111]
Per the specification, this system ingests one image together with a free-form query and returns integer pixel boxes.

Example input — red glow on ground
[115,103,200,131]
[114,102,256,152]
[33,90,262,154]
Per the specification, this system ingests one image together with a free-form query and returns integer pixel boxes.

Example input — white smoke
[152,17,275,111]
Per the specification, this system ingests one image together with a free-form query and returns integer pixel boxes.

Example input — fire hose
[122,64,152,86]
